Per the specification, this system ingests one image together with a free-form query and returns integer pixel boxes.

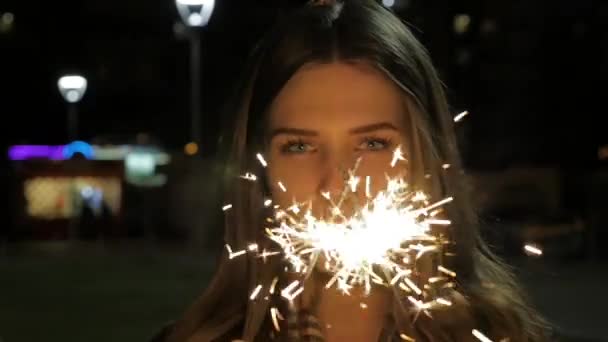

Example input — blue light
[63,141,94,159]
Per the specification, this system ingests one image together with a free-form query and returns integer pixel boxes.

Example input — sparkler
[226,147,462,335]
[261,147,455,297]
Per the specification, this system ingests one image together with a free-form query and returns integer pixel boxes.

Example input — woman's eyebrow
[348,122,399,134]
[268,122,398,140]
[269,127,319,139]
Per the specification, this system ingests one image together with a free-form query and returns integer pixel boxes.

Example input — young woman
[161,0,550,341]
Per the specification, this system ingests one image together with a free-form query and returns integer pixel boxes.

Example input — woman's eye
[359,138,390,151]
[282,141,314,154]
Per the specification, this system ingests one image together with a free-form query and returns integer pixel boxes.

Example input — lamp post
[57,75,87,141]
[175,0,215,155]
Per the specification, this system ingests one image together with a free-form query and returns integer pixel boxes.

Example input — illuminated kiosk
[7,141,169,240]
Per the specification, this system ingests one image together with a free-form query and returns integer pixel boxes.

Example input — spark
[249,284,263,300]
[278,181,287,192]
[404,278,422,295]
[270,307,284,332]
[225,244,247,259]
[442,163,451,169]
[365,176,371,198]
[428,276,446,284]
[264,199,273,207]
[281,280,302,301]
[391,146,407,167]
[453,110,469,122]
[408,296,431,310]
[270,277,279,294]
[399,282,412,293]
[524,244,543,256]
[348,174,360,192]
[240,173,257,181]
[248,243,259,251]
[390,269,412,285]
[438,266,457,278]
[436,298,452,306]
[427,219,451,225]
[360,303,368,309]
[321,191,331,200]
[229,250,246,259]
[399,333,416,341]
[472,329,494,342]
[222,204,233,211]
[256,153,268,167]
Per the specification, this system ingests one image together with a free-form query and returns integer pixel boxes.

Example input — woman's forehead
[268,62,407,129]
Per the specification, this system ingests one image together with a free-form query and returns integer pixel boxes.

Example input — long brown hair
[168,1,549,341]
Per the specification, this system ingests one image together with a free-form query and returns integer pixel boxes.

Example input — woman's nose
[317,152,356,196]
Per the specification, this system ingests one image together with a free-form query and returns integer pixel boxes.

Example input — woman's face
[266,62,409,216]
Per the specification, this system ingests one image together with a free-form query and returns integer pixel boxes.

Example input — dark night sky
[1,0,607,169]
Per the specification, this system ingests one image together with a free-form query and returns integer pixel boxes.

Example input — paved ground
[0,241,606,341]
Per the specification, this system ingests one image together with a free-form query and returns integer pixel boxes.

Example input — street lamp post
[175,0,215,155]
[57,75,88,141]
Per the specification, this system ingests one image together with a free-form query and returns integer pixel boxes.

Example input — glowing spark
[222,204,233,211]
[472,329,494,342]
[270,277,279,294]
[278,181,287,192]
[365,176,371,198]
[256,153,268,167]
[264,199,273,207]
[427,219,451,225]
[249,285,263,300]
[391,146,407,167]
[225,244,247,259]
[412,192,427,202]
[270,307,283,332]
[436,298,452,306]
[360,303,368,309]
[408,296,430,310]
[348,174,360,192]
[399,333,415,341]
[442,163,451,170]
[425,197,453,212]
[399,282,412,293]
[240,173,257,181]
[453,110,469,122]
[428,276,446,284]
[248,243,258,251]
[321,191,331,200]
[438,265,457,278]
[524,244,543,256]
[404,278,422,295]
[390,270,412,285]
[229,250,246,259]
[281,280,302,301]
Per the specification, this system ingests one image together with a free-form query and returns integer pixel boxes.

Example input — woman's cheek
[268,157,320,205]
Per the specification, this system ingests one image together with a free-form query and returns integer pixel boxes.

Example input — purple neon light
[8,145,66,160]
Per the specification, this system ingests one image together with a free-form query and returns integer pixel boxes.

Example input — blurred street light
[453,14,472,35]
[0,12,14,33]
[175,0,214,27]
[58,75,87,141]
[175,0,215,156]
